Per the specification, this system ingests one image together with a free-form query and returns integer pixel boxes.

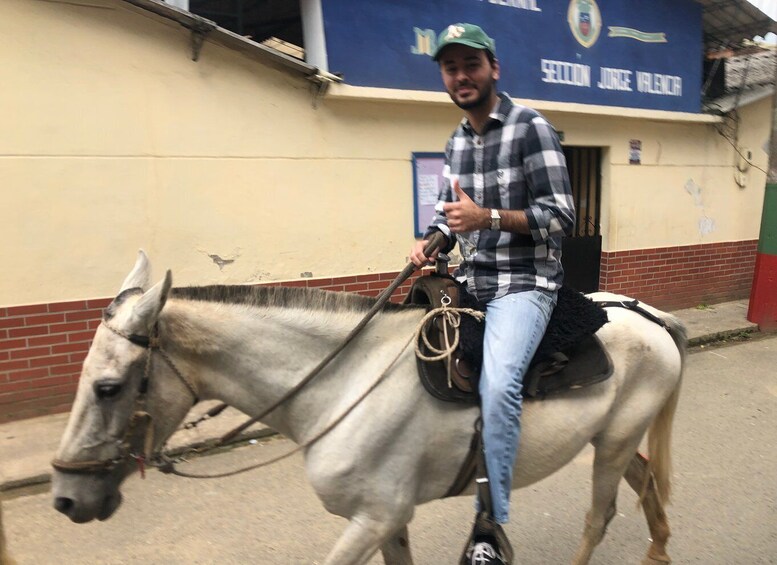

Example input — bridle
[50,319,199,477]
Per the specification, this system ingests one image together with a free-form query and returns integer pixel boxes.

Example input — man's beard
[450,80,495,110]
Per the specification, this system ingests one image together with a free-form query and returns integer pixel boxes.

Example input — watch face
[491,209,500,230]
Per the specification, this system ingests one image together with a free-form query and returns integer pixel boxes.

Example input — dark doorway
[561,147,603,293]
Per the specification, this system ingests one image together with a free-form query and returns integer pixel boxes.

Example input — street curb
[0,428,278,496]
[687,326,759,348]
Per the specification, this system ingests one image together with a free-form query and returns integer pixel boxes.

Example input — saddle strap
[473,418,493,517]
[443,418,492,515]
[597,299,668,330]
[444,428,480,498]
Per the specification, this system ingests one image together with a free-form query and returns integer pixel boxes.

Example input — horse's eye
[94,381,122,399]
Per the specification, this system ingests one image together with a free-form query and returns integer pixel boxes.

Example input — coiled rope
[414,294,485,387]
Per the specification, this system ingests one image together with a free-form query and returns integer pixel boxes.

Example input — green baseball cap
[432,23,496,61]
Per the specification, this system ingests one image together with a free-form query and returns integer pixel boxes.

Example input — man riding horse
[409,23,576,564]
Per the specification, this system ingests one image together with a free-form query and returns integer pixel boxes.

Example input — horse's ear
[130,270,173,331]
[119,250,151,293]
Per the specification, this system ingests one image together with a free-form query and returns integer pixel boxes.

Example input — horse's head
[51,251,196,523]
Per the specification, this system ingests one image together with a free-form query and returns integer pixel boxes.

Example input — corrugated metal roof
[704,48,775,114]
[699,0,777,50]
[726,49,776,90]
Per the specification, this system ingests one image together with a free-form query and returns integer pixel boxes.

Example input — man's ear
[491,57,501,81]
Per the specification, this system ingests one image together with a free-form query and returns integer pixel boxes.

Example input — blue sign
[321,0,702,113]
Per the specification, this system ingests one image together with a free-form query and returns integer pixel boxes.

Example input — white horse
[52,251,685,565]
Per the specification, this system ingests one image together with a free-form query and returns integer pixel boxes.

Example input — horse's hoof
[641,556,671,565]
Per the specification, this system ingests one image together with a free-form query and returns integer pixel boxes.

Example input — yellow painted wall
[546,105,769,251]
[0,0,770,305]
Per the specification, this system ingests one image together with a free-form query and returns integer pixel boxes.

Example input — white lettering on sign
[636,71,682,96]
[486,0,541,11]
[597,67,632,91]
[539,59,684,101]
[412,28,436,56]
[541,59,591,87]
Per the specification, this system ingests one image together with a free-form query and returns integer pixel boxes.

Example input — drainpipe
[165,0,189,10]
[747,56,777,331]
[300,0,329,72]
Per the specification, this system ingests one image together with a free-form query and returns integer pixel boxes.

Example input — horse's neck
[160,299,419,442]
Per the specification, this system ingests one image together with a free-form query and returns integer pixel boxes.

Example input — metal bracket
[188,20,216,62]
[307,71,342,109]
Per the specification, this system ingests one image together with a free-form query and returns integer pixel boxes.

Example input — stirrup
[459,512,514,565]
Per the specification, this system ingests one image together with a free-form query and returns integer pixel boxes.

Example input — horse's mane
[171,284,411,314]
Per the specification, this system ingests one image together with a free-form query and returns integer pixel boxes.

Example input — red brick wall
[0,298,113,423]
[0,270,425,424]
[599,240,757,310]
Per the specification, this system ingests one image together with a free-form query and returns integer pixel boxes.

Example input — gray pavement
[0,298,761,494]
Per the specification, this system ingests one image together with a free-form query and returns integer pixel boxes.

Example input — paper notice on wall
[418,174,440,205]
[629,139,642,165]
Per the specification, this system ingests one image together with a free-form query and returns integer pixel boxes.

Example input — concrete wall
[0,0,449,305]
[0,0,770,307]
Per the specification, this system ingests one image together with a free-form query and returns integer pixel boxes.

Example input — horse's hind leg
[624,453,672,564]
[571,442,638,565]
[380,525,414,565]
[323,514,411,565]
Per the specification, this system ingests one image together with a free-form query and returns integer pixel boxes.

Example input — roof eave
[121,0,341,84]
[704,84,775,114]
[698,0,777,50]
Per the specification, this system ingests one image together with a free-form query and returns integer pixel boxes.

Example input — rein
[159,332,417,479]
[186,231,447,448]
[52,233,446,480]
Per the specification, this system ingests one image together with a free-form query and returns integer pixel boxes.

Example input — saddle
[406,273,612,403]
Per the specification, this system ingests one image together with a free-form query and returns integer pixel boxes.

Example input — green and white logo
[567,0,602,48]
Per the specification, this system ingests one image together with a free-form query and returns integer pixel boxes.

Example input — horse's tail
[644,312,687,505]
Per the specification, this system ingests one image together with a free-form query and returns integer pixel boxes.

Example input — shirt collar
[459,92,514,134]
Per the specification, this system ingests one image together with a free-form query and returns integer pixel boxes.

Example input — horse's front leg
[380,525,414,565]
[324,514,412,565]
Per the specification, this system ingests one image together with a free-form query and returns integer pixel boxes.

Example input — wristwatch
[490,208,501,231]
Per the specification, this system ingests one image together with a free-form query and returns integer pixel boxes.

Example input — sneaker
[469,539,506,565]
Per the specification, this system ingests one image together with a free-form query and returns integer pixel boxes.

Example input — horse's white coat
[52,253,685,565]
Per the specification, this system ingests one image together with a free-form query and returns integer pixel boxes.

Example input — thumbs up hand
[443,180,490,233]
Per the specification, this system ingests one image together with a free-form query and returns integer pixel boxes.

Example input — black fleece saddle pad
[415,281,613,403]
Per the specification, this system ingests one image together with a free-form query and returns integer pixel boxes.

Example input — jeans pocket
[534,289,556,318]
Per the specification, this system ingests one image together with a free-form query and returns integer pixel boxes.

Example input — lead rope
[413,292,485,388]
[163,300,481,479]
[155,234,449,478]
[200,232,448,447]
[155,333,416,479]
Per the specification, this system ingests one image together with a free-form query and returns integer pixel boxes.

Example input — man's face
[439,44,500,111]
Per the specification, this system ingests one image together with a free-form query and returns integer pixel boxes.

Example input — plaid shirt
[425,92,575,302]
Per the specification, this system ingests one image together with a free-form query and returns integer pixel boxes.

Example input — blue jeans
[479,289,556,524]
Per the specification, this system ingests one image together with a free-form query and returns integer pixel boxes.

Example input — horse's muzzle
[53,490,122,523]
